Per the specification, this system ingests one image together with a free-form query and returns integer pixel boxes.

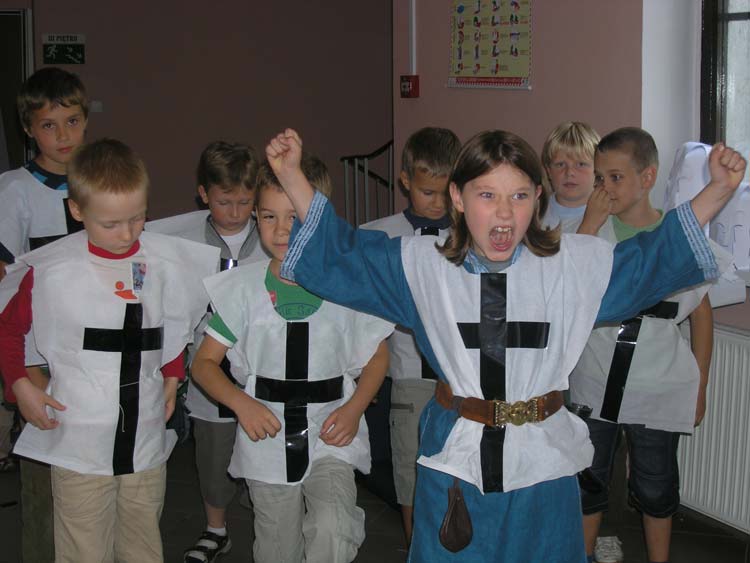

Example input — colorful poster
[448,0,531,89]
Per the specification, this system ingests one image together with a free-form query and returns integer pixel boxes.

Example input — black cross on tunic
[254,322,344,482]
[599,300,678,422]
[29,197,83,250]
[82,303,163,475]
[457,273,550,492]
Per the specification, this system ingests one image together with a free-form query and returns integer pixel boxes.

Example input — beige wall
[393,1,643,209]
[12,1,391,217]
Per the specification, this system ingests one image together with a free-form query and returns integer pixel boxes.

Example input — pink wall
[20,2,391,218]
[393,1,643,209]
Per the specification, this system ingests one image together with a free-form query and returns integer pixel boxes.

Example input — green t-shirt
[612,210,664,243]
[207,266,323,343]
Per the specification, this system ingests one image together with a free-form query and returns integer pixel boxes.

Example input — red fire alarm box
[400,75,420,98]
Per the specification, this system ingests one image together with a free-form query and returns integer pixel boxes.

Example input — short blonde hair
[541,121,600,170]
[68,139,148,208]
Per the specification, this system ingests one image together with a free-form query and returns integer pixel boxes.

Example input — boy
[0,65,88,563]
[573,127,726,563]
[147,140,266,563]
[0,139,219,562]
[361,126,460,544]
[191,159,393,563]
[0,67,89,276]
[541,121,600,233]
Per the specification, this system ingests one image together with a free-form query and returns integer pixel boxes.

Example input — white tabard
[570,217,733,433]
[147,210,268,422]
[203,260,394,485]
[0,167,75,257]
[402,234,612,493]
[6,231,219,475]
[362,212,448,382]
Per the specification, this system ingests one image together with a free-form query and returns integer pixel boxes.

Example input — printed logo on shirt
[114,280,137,300]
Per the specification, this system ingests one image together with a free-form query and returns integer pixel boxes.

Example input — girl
[266,129,745,562]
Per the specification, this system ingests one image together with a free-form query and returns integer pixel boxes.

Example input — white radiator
[678,325,750,533]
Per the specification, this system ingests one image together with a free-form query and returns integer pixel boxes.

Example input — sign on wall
[42,34,86,65]
[448,0,531,89]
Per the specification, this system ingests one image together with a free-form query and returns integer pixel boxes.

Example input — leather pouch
[439,477,473,552]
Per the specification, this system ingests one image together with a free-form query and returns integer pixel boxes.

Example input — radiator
[678,325,750,533]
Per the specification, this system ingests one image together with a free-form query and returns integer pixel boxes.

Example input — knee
[629,478,679,517]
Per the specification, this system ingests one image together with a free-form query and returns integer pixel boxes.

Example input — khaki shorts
[193,417,239,508]
[51,463,166,563]
[247,456,364,563]
[389,378,436,506]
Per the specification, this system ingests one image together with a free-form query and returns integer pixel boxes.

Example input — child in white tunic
[0,139,219,563]
[573,127,726,563]
[361,126,460,545]
[191,160,393,563]
[264,128,746,563]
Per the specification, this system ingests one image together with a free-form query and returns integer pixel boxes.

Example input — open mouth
[489,226,512,252]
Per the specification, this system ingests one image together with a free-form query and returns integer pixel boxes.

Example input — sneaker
[184,531,232,563]
[594,536,623,563]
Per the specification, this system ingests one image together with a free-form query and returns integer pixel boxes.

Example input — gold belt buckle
[493,399,538,427]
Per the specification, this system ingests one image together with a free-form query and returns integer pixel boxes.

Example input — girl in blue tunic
[265,129,745,562]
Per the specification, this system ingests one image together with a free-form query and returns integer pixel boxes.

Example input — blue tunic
[281,192,716,562]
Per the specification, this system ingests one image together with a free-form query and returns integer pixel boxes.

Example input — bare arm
[192,334,281,440]
[320,339,390,447]
[690,144,747,227]
[266,129,315,222]
[689,294,713,426]
[577,187,611,235]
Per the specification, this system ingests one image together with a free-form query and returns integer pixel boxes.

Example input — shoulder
[0,168,36,197]
[205,259,269,293]
[140,230,219,273]
[559,233,613,262]
[361,212,410,237]
[19,230,88,268]
[145,209,209,242]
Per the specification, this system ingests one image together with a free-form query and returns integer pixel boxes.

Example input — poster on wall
[448,0,531,89]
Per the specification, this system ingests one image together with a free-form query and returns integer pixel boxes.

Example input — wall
[642,0,702,208]
[393,0,643,209]
[2,1,392,218]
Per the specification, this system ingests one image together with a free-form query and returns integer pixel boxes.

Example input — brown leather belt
[435,380,564,427]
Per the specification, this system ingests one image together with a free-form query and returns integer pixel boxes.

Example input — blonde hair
[67,139,148,208]
[439,130,560,265]
[541,121,600,170]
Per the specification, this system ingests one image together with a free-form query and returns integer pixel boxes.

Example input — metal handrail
[341,141,394,226]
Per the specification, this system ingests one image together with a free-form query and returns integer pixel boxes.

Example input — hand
[163,377,178,421]
[0,260,7,282]
[235,395,282,441]
[577,187,611,235]
[320,403,362,447]
[708,143,747,194]
[12,377,66,430]
[694,384,707,426]
[266,129,303,182]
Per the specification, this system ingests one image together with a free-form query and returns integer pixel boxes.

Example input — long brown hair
[439,130,560,265]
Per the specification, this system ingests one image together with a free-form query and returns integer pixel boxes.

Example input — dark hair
[402,127,461,179]
[439,130,560,265]
[17,67,89,130]
[597,127,658,171]
[67,138,148,208]
[196,141,258,192]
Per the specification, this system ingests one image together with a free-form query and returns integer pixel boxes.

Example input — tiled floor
[0,439,747,562]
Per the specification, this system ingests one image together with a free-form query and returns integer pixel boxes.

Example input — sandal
[184,531,232,563]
